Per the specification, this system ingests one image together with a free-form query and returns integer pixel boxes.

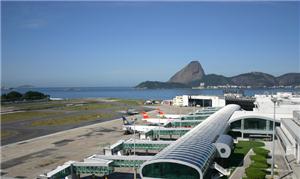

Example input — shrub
[245,167,267,179]
[245,146,269,179]
[253,147,269,157]
[250,161,269,169]
[250,155,267,163]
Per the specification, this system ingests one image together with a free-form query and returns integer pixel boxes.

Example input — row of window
[230,118,279,131]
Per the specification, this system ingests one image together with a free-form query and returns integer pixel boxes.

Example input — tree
[2,91,23,101]
[22,91,49,100]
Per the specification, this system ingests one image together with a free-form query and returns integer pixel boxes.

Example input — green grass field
[2,111,63,123]
[1,130,18,139]
[2,101,67,111]
[2,98,144,127]
[108,98,144,106]
[235,140,264,153]
[30,113,114,126]
[61,103,114,111]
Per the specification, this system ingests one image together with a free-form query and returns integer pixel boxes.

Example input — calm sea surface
[2,87,299,100]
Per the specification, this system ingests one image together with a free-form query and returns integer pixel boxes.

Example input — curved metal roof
[140,104,240,179]
[215,134,233,145]
[228,111,281,124]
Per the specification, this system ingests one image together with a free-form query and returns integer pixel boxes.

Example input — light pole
[179,104,182,137]
[133,117,136,156]
[193,101,196,121]
[133,117,136,179]
[271,97,277,178]
[158,113,161,141]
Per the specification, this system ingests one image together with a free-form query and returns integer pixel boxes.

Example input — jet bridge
[103,138,173,155]
[123,138,173,151]
[40,155,153,179]
[140,127,190,140]
[85,155,153,168]
[164,120,202,128]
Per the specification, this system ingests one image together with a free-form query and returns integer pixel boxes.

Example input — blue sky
[2,1,299,87]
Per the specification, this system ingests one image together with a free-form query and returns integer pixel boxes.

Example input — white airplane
[156,108,212,120]
[122,116,160,134]
[155,109,184,119]
[140,111,179,124]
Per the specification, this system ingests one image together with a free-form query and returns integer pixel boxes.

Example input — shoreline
[1,88,299,101]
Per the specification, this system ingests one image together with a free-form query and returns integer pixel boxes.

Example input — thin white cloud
[21,19,47,29]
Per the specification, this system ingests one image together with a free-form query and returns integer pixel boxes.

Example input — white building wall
[214,98,226,107]
[172,96,184,106]
[253,93,300,116]
[182,95,189,107]
[280,124,296,155]
[281,124,297,147]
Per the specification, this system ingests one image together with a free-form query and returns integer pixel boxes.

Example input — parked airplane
[156,108,211,120]
[156,109,185,119]
[122,116,159,134]
[126,108,139,115]
[141,112,178,124]
[119,109,139,115]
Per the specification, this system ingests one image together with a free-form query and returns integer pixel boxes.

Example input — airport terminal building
[228,92,300,176]
[277,111,300,164]
[228,93,299,139]
[41,92,300,179]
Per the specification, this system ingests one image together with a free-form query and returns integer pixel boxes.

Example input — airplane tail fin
[157,108,164,115]
[122,116,130,125]
[141,112,149,119]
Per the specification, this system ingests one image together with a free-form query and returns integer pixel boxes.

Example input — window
[220,148,226,153]
[231,120,241,129]
[244,118,267,130]
[142,162,200,179]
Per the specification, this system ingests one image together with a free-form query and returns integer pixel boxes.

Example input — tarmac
[1,105,195,179]
[1,100,149,145]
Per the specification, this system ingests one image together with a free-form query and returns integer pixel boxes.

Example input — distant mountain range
[135,61,300,89]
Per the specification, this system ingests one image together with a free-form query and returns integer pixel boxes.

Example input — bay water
[2,87,299,100]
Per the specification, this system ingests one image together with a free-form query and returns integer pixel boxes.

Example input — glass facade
[269,121,280,130]
[142,162,199,179]
[230,118,280,131]
[231,120,241,129]
[188,99,212,107]
[244,118,267,130]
